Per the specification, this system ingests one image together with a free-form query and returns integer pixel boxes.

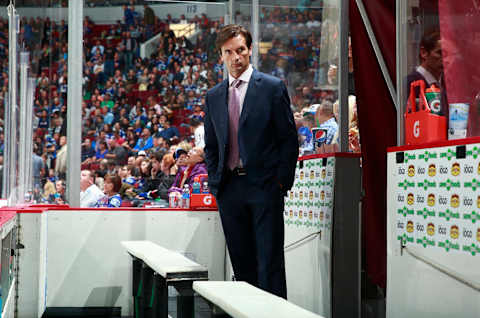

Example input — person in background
[298,112,315,155]
[80,169,105,208]
[96,174,122,207]
[54,179,66,204]
[133,128,154,153]
[55,135,67,180]
[406,31,444,112]
[407,31,442,91]
[169,147,207,192]
[190,118,205,148]
[315,100,338,145]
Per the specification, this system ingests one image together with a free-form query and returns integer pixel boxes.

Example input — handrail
[403,245,480,292]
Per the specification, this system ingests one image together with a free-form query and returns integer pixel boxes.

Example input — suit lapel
[239,69,260,127]
[216,79,229,144]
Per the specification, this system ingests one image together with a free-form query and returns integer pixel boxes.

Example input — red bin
[404,80,446,145]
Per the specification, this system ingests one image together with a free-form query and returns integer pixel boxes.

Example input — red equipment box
[405,80,446,145]
[190,194,217,209]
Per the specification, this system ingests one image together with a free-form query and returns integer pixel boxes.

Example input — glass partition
[399,1,480,145]
[4,0,356,208]
[79,1,227,207]
[256,0,358,155]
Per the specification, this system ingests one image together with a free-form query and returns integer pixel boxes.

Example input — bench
[193,281,325,318]
[122,241,208,318]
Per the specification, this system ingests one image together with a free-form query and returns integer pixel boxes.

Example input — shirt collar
[416,66,438,85]
[229,64,253,87]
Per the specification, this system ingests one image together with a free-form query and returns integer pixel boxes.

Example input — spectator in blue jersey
[95,140,109,162]
[298,112,315,155]
[133,128,154,153]
[96,174,122,208]
[157,119,179,141]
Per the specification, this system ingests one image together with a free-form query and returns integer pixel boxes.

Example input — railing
[140,23,197,59]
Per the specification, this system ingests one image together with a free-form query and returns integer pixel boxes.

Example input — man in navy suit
[204,24,298,298]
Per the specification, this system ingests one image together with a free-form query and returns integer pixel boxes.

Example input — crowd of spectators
[0,2,359,206]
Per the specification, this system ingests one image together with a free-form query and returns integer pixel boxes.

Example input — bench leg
[174,281,194,318]
[132,259,147,318]
[143,267,155,318]
[154,275,169,318]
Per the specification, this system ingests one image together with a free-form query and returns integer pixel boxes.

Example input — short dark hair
[216,24,252,52]
[190,118,201,128]
[419,31,440,60]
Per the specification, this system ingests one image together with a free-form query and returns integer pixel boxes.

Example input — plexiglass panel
[401,1,480,145]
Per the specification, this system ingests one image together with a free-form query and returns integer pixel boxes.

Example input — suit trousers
[216,172,287,299]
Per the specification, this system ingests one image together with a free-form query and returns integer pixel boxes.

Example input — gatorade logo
[430,100,441,113]
[203,195,212,205]
[413,121,420,138]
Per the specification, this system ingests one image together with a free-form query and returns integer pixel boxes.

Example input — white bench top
[193,281,324,318]
[121,241,207,277]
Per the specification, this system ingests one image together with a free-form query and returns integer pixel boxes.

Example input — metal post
[26,78,36,197]
[396,0,407,146]
[251,0,259,69]
[229,0,235,24]
[18,52,29,203]
[2,96,8,199]
[67,0,83,207]
[7,5,19,204]
[338,0,349,153]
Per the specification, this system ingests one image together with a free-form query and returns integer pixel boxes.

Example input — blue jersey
[95,194,122,208]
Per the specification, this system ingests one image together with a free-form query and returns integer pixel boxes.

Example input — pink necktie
[227,79,242,170]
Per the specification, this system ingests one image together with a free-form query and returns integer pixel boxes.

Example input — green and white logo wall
[284,157,335,231]
[394,145,480,256]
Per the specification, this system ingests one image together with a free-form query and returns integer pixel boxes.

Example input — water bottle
[182,184,190,209]
[192,177,201,194]
[201,181,209,194]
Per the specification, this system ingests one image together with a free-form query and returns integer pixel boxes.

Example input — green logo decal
[466,146,480,159]
[398,179,416,190]
[464,178,480,191]
[417,208,436,219]
[439,149,456,161]
[462,244,480,256]
[438,240,460,252]
[403,153,416,163]
[438,209,460,221]
[419,151,438,162]
[397,207,415,217]
[417,180,437,191]
[416,236,435,248]
[463,211,480,224]
[439,179,461,191]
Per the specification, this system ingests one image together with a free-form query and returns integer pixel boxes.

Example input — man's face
[421,41,443,76]
[59,136,66,146]
[151,158,161,171]
[80,170,92,190]
[220,35,252,79]
[187,147,204,165]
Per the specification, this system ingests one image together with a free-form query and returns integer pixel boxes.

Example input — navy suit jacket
[204,69,299,197]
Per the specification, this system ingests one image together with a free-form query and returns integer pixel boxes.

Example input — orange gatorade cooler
[405,80,446,145]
